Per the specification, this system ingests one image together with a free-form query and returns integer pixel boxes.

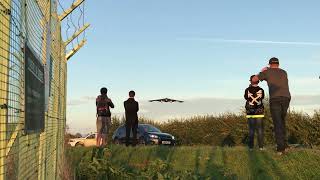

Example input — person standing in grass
[96,87,114,147]
[252,57,291,155]
[124,90,139,147]
[244,75,265,151]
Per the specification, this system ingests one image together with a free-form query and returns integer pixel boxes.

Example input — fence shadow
[261,151,288,179]
[247,150,272,179]
[204,147,238,179]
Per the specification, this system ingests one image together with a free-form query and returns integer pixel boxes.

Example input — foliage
[156,107,320,146]
[72,147,213,180]
[74,147,133,180]
[100,107,320,147]
[67,146,320,180]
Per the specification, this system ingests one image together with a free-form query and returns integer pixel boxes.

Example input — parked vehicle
[112,124,176,145]
[68,133,96,147]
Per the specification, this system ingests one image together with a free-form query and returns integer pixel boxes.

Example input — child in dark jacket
[244,75,265,150]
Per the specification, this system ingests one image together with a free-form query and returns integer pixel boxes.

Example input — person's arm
[257,68,268,81]
[244,88,248,100]
[96,98,98,116]
[252,67,268,83]
[108,99,115,108]
[261,88,265,100]
[136,102,139,112]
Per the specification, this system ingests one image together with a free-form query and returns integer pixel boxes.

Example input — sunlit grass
[67,145,320,179]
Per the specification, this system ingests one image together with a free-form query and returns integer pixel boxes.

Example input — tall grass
[158,109,320,146]
[105,108,320,147]
[67,146,320,180]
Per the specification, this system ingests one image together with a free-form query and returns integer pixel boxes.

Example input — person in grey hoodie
[252,57,291,155]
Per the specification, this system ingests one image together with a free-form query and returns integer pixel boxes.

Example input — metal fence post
[0,0,12,179]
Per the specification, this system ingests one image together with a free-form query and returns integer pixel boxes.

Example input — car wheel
[75,142,84,147]
[113,138,120,145]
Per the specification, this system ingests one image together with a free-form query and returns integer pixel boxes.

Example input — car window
[141,125,161,133]
[87,134,95,139]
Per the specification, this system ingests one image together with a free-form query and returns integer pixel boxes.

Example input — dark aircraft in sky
[149,98,184,103]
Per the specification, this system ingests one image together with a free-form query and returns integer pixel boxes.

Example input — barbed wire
[66,16,72,50]
[70,0,78,46]
[57,0,87,52]
[57,0,71,51]
[77,1,82,44]
[57,0,65,15]
[82,0,86,39]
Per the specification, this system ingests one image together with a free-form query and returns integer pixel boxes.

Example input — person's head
[250,75,258,85]
[269,57,280,68]
[100,87,108,95]
[129,90,135,98]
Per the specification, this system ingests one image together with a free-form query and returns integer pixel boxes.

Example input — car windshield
[141,125,161,133]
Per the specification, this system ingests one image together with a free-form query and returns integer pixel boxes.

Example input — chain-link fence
[0,0,67,179]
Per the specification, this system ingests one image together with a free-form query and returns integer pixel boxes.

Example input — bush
[73,147,212,180]
[156,108,320,146]
[105,107,320,146]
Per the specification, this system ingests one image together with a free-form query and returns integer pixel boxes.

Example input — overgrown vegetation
[66,107,320,179]
[158,109,320,147]
[104,107,320,147]
[66,146,320,180]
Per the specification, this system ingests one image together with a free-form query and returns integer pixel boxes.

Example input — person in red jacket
[244,75,265,150]
[96,87,114,147]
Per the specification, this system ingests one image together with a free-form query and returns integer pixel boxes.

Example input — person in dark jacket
[96,87,114,147]
[124,90,139,146]
[244,75,265,151]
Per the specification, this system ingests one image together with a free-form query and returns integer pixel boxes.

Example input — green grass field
[67,145,320,180]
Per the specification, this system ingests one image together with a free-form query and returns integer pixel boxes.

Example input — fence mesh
[0,0,67,179]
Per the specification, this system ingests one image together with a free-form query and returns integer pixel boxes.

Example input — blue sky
[60,1,320,133]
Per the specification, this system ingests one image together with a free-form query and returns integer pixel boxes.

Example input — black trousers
[248,118,264,149]
[125,121,138,146]
[270,97,290,152]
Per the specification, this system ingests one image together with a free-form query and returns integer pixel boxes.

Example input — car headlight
[149,134,158,139]
[172,136,175,140]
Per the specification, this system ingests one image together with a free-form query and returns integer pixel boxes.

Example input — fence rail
[0,0,68,179]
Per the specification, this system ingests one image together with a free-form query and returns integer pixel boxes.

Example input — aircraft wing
[149,98,165,102]
[149,98,184,103]
[170,99,184,103]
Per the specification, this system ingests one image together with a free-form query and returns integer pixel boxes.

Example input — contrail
[179,37,320,46]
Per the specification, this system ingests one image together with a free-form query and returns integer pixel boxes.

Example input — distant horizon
[67,95,320,134]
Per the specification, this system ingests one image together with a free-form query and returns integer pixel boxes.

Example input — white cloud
[179,37,320,46]
[291,94,320,106]
[67,96,95,106]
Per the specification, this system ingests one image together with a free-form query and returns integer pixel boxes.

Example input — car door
[137,126,145,139]
[118,125,142,142]
[84,134,96,146]
[117,126,126,143]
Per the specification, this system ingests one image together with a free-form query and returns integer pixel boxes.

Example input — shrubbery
[158,108,320,147]
[107,106,320,147]
[73,147,215,180]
